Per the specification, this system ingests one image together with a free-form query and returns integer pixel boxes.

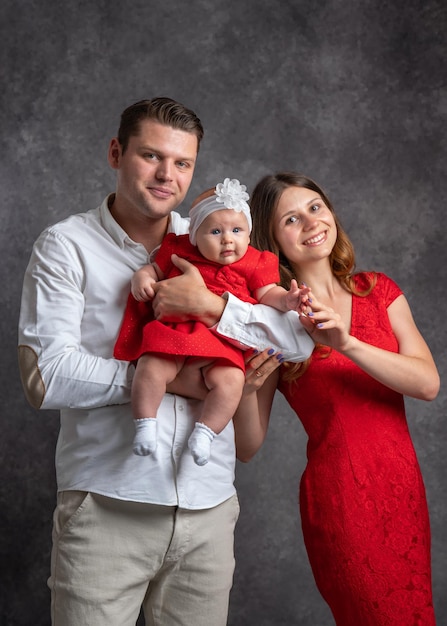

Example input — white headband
[189,178,251,245]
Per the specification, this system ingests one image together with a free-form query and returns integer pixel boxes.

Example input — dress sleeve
[377,272,403,307]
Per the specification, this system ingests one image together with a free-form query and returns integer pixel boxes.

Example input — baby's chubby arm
[131,263,164,302]
[257,279,312,314]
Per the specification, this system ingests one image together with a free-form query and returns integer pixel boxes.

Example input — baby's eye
[233,227,241,233]
[211,228,221,235]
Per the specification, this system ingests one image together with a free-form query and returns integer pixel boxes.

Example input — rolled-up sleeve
[18,228,133,410]
[216,292,315,363]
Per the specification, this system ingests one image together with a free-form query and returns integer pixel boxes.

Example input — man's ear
[108,137,122,169]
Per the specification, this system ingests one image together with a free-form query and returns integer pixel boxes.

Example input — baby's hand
[285,279,312,315]
[131,271,156,302]
[131,281,155,301]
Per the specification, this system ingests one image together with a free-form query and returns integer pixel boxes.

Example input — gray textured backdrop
[1,1,446,625]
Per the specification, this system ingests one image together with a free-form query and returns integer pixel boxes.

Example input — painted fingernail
[317,323,324,328]
[308,312,314,317]
[268,348,275,355]
[276,353,283,361]
[252,349,259,354]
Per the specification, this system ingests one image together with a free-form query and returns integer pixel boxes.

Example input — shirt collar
[100,194,130,249]
[100,193,187,258]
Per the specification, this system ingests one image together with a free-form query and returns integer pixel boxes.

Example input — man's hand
[152,255,226,326]
[166,357,211,400]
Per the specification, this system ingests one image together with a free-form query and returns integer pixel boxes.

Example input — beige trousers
[49,491,239,626]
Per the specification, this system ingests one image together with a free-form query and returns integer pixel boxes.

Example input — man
[18,97,314,626]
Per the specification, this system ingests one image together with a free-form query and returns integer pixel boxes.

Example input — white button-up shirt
[18,195,314,509]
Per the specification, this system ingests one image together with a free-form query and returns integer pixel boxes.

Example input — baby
[114,178,310,465]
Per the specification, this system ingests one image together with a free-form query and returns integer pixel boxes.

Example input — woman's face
[273,185,337,268]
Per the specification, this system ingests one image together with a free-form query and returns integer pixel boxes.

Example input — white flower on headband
[215,178,249,212]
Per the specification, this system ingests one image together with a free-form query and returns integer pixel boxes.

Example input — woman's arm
[233,349,280,462]
[300,294,440,401]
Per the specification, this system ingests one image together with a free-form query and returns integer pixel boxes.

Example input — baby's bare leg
[188,364,245,466]
[132,354,183,456]
[201,364,246,433]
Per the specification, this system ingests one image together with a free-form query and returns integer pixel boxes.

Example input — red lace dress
[278,273,435,626]
[114,233,280,370]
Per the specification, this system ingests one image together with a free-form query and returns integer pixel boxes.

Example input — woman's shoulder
[354,271,403,305]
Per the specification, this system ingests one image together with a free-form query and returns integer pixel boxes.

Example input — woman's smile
[302,231,327,246]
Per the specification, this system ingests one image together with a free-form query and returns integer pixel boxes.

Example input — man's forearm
[151,256,226,324]
[216,293,315,363]
[192,289,226,327]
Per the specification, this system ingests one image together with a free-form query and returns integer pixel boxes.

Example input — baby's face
[196,209,250,265]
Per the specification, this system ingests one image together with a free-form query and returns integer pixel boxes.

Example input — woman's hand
[299,294,440,401]
[298,296,352,352]
[243,347,284,394]
[165,347,282,403]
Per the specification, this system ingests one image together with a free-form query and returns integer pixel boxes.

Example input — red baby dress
[114,233,280,370]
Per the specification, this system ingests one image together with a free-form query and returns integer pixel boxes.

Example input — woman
[234,172,440,625]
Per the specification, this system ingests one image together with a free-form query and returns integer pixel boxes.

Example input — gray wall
[1,1,446,625]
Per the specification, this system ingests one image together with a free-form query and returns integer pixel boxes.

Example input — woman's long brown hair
[250,172,376,381]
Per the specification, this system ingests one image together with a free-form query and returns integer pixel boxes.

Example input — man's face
[109,119,198,221]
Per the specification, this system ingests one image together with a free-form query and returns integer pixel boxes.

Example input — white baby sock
[188,422,216,466]
[133,418,158,456]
